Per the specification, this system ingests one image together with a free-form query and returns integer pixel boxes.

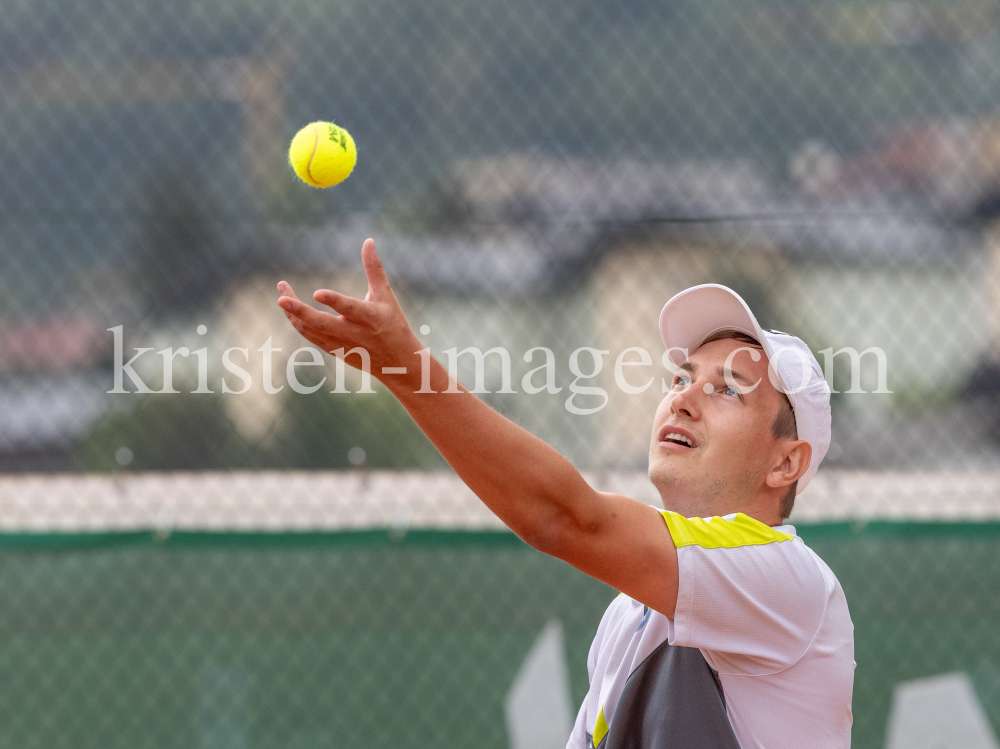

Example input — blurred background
[0,0,999,746]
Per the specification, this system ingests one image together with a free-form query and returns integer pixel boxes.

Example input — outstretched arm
[277,238,679,616]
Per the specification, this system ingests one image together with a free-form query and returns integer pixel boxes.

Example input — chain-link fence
[1,0,1000,746]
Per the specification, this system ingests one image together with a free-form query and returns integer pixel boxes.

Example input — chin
[648,455,690,485]
[649,467,690,502]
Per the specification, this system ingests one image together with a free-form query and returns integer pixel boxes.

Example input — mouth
[658,426,698,450]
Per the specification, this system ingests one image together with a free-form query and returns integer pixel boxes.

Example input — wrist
[382,349,460,401]
[376,336,433,394]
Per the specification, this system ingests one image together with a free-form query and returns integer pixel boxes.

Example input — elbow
[516,506,595,559]
[517,522,562,556]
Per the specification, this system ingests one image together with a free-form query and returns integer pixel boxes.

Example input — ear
[765,440,812,491]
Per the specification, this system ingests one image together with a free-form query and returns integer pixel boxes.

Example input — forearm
[384,349,600,549]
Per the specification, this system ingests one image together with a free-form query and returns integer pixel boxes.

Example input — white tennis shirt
[568,512,855,749]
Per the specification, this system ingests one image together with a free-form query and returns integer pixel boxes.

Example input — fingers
[277,239,400,350]
[276,282,305,326]
[361,238,393,299]
[313,289,375,324]
[276,281,301,301]
[278,295,358,341]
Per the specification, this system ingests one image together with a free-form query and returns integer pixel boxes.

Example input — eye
[672,375,691,390]
[721,385,741,398]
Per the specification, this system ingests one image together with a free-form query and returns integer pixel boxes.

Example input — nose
[669,380,703,420]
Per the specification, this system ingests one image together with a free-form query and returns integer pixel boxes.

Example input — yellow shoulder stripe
[660,511,794,549]
[592,705,610,747]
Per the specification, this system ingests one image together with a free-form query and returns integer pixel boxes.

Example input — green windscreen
[0,524,996,749]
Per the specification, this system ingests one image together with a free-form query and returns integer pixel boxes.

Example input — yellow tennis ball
[288,121,357,188]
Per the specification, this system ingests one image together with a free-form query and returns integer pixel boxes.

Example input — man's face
[648,337,788,518]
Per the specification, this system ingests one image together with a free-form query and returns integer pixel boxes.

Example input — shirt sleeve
[662,511,829,676]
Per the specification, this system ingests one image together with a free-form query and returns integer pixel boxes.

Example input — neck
[657,490,783,527]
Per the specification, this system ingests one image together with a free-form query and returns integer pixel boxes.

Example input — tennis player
[277,238,855,749]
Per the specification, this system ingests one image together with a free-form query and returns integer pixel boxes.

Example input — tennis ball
[288,121,357,188]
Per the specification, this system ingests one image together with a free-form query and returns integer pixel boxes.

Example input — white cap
[658,284,831,494]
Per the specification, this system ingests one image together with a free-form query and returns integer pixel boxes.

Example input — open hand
[276,238,421,381]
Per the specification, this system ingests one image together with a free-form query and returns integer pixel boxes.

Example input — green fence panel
[0,524,995,748]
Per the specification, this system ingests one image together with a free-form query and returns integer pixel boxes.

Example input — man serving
[277,238,855,749]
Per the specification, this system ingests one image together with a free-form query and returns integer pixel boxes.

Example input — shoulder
[660,511,797,550]
[662,512,834,673]
[661,510,824,591]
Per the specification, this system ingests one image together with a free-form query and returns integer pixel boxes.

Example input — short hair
[699,329,798,519]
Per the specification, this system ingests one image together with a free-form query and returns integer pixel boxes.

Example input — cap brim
[659,284,770,366]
